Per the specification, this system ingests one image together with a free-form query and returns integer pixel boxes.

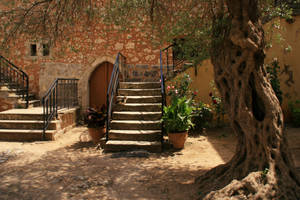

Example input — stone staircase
[0,107,58,141]
[104,82,163,153]
[0,83,40,110]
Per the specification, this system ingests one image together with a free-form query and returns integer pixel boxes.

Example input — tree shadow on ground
[203,127,237,163]
[0,144,206,200]
[67,141,96,150]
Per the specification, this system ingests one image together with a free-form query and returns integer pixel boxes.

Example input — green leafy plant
[288,100,300,127]
[162,96,194,133]
[266,59,282,104]
[191,102,213,132]
[209,81,226,127]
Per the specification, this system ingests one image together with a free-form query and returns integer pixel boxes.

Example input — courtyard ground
[0,126,299,200]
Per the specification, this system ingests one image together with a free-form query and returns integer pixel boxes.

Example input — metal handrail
[160,50,166,144]
[106,52,126,141]
[161,44,188,78]
[0,55,29,108]
[42,78,79,139]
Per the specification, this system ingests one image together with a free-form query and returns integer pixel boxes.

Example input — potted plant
[85,107,106,144]
[162,96,194,149]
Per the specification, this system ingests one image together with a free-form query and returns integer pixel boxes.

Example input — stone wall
[0,98,13,112]
[2,21,163,99]
[50,107,79,140]
[124,64,161,82]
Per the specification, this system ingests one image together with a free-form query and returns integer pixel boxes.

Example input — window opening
[30,44,37,56]
[43,44,50,56]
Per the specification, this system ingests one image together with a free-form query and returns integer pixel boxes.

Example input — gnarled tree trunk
[196,0,300,199]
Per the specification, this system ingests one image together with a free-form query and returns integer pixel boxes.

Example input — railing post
[56,80,58,118]
[166,48,169,74]
[106,94,109,142]
[160,50,165,147]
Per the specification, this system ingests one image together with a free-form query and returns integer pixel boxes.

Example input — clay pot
[88,127,106,144]
[168,131,188,149]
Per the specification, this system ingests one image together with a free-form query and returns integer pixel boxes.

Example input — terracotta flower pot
[88,127,106,144]
[168,131,188,149]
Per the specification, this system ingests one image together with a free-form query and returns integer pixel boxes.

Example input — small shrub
[191,102,213,132]
[166,73,196,100]
[209,81,226,127]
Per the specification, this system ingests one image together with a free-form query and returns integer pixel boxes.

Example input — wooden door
[89,62,113,111]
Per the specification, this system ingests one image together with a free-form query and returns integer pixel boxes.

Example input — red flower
[213,99,217,104]
[193,91,198,95]
[209,92,212,97]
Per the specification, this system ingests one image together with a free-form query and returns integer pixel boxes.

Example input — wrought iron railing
[160,50,167,144]
[106,53,126,141]
[0,55,29,108]
[161,44,190,79]
[42,78,79,139]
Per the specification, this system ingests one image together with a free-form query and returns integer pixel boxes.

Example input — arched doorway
[89,61,114,111]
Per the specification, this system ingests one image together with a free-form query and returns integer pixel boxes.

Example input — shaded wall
[171,16,300,118]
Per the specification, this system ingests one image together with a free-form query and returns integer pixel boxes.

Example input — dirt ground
[0,126,299,200]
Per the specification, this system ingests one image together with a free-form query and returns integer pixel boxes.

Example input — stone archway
[79,56,115,111]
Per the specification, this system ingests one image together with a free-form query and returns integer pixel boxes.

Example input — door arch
[89,61,114,111]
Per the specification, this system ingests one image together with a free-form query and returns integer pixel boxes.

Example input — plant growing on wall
[266,58,283,105]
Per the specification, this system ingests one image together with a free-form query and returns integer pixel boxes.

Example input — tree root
[196,169,300,200]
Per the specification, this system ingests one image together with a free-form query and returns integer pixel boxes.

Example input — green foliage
[261,168,269,180]
[211,15,231,53]
[288,100,300,127]
[163,73,195,133]
[191,102,213,132]
[209,81,226,127]
[166,73,195,100]
[162,96,194,133]
[261,1,293,21]
[266,59,283,104]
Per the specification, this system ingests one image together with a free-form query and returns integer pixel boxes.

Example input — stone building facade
[1,16,164,110]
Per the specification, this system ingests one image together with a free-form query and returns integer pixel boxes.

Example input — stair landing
[0,107,78,141]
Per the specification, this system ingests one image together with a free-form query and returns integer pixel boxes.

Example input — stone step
[0,129,56,141]
[110,120,161,130]
[0,112,44,120]
[0,86,35,98]
[118,88,161,96]
[104,140,162,153]
[0,120,57,130]
[112,111,161,120]
[116,95,161,103]
[109,130,161,141]
[0,86,27,95]
[5,93,36,102]
[114,103,161,112]
[119,82,161,89]
[18,100,41,108]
